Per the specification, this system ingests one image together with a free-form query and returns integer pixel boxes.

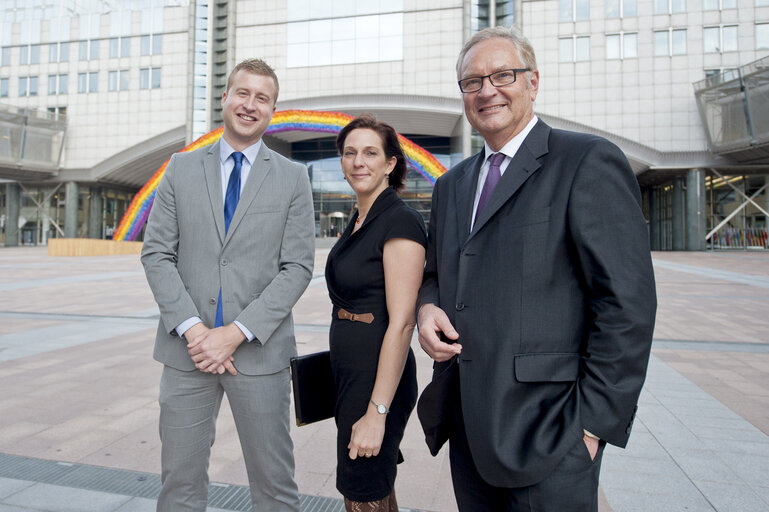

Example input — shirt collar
[219,137,263,166]
[483,115,539,164]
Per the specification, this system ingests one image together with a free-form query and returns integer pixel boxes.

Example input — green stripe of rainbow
[113,110,446,241]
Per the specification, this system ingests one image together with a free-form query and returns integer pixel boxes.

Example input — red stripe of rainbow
[113,110,446,241]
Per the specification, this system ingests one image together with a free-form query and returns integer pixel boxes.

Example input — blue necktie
[216,152,244,327]
[474,152,505,224]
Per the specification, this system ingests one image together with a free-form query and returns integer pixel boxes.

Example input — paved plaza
[0,244,768,511]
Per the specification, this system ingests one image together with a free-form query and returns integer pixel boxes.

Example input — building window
[654,28,687,56]
[606,0,637,18]
[606,32,637,59]
[141,34,162,55]
[47,106,67,121]
[559,36,590,62]
[120,69,129,90]
[654,0,686,14]
[19,76,38,96]
[1,47,9,66]
[79,40,99,60]
[0,78,8,97]
[109,69,130,91]
[704,25,738,53]
[109,37,131,58]
[78,72,98,93]
[560,0,590,21]
[78,72,97,93]
[757,0,769,5]
[287,13,404,68]
[756,23,769,50]
[49,42,69,63]
[20,44,40,65]
[48,74,67,95]
[703,0,736,9]
[140,67,162,89]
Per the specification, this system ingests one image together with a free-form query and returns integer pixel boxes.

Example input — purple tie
[474,152,505,223]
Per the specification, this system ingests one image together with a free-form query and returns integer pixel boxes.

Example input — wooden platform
[47,238,143,256]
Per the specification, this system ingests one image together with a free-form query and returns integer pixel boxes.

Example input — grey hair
[456,26,538,80]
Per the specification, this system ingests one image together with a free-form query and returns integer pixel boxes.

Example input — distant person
[325,115,426,511]
[417,26,657,511]
[141,58,315,512]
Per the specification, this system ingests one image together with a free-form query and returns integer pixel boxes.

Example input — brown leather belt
[337,308,374,324]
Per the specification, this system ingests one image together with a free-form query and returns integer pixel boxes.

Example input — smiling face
[340,128,397,200]
[459,37,539,151]
[220,69,277,151]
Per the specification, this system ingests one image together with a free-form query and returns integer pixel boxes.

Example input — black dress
[325,187,427,502]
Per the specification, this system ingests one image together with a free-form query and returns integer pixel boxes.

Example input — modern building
[1,0,767,249]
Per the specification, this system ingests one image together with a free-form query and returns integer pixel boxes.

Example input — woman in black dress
[325,115,427,512]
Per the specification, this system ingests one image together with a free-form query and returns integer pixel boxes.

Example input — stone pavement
[0,245,767,511]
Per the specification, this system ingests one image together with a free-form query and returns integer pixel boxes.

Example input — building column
[87,187,103,239]
[686,169,706,251]
[4,183,20,246]
[648,187,660,251]
[64,181,79,238]
[672,178,685,251]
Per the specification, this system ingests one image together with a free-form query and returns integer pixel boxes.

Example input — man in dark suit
[142,59,315,511]
[417,27,657,511]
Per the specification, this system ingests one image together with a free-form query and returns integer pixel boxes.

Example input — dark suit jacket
[418,120,657,488]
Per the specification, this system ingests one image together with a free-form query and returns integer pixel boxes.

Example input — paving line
[653,339,769,353]
[0,271,146,292]
[652,259,769,289]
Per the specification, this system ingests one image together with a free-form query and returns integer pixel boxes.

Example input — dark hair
[335,114,407,192]
[226,58,279,104]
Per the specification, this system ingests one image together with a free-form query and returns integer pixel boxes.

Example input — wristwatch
[370,399,388,415]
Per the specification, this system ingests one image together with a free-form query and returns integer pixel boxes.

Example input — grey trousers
[157,366,299,512]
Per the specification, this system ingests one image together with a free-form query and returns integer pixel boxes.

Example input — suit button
[209,298,216,305]
[221,259,228,266]
[455,303,464,311]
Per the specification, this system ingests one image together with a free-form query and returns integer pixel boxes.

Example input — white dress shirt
[471,116,539,230]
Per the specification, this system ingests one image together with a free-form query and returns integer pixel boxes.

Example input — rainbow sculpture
[113,110,447,242]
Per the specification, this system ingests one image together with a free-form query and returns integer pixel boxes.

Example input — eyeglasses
[458,68,530,93]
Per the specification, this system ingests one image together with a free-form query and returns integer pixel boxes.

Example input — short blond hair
[226,58,279,103]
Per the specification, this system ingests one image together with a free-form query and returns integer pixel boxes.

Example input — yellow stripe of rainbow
[113,110,446,241]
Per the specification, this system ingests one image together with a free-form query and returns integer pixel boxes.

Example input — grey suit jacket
[418,120,657,487]
[141,140,315,376]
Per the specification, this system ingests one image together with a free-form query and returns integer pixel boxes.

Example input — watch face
[376,404,387,414]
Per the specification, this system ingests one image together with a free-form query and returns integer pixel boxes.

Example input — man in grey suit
[141,58,315,512]
[417,27,656,511]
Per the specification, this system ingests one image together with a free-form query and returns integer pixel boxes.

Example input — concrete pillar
[64,181,78,238]
[765,176,769,220]
[87,187,103,239]
[648,188,660,251]
[672,178,685,251]
[686,169,707,251]
[4,183,20,246]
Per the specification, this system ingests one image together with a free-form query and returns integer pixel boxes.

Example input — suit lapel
[223,142,272,246]
[455,153,484,245]
[468,120,551,240]
[204,142,226,244]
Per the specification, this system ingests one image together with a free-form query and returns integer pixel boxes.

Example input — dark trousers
[449,393,605,512]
